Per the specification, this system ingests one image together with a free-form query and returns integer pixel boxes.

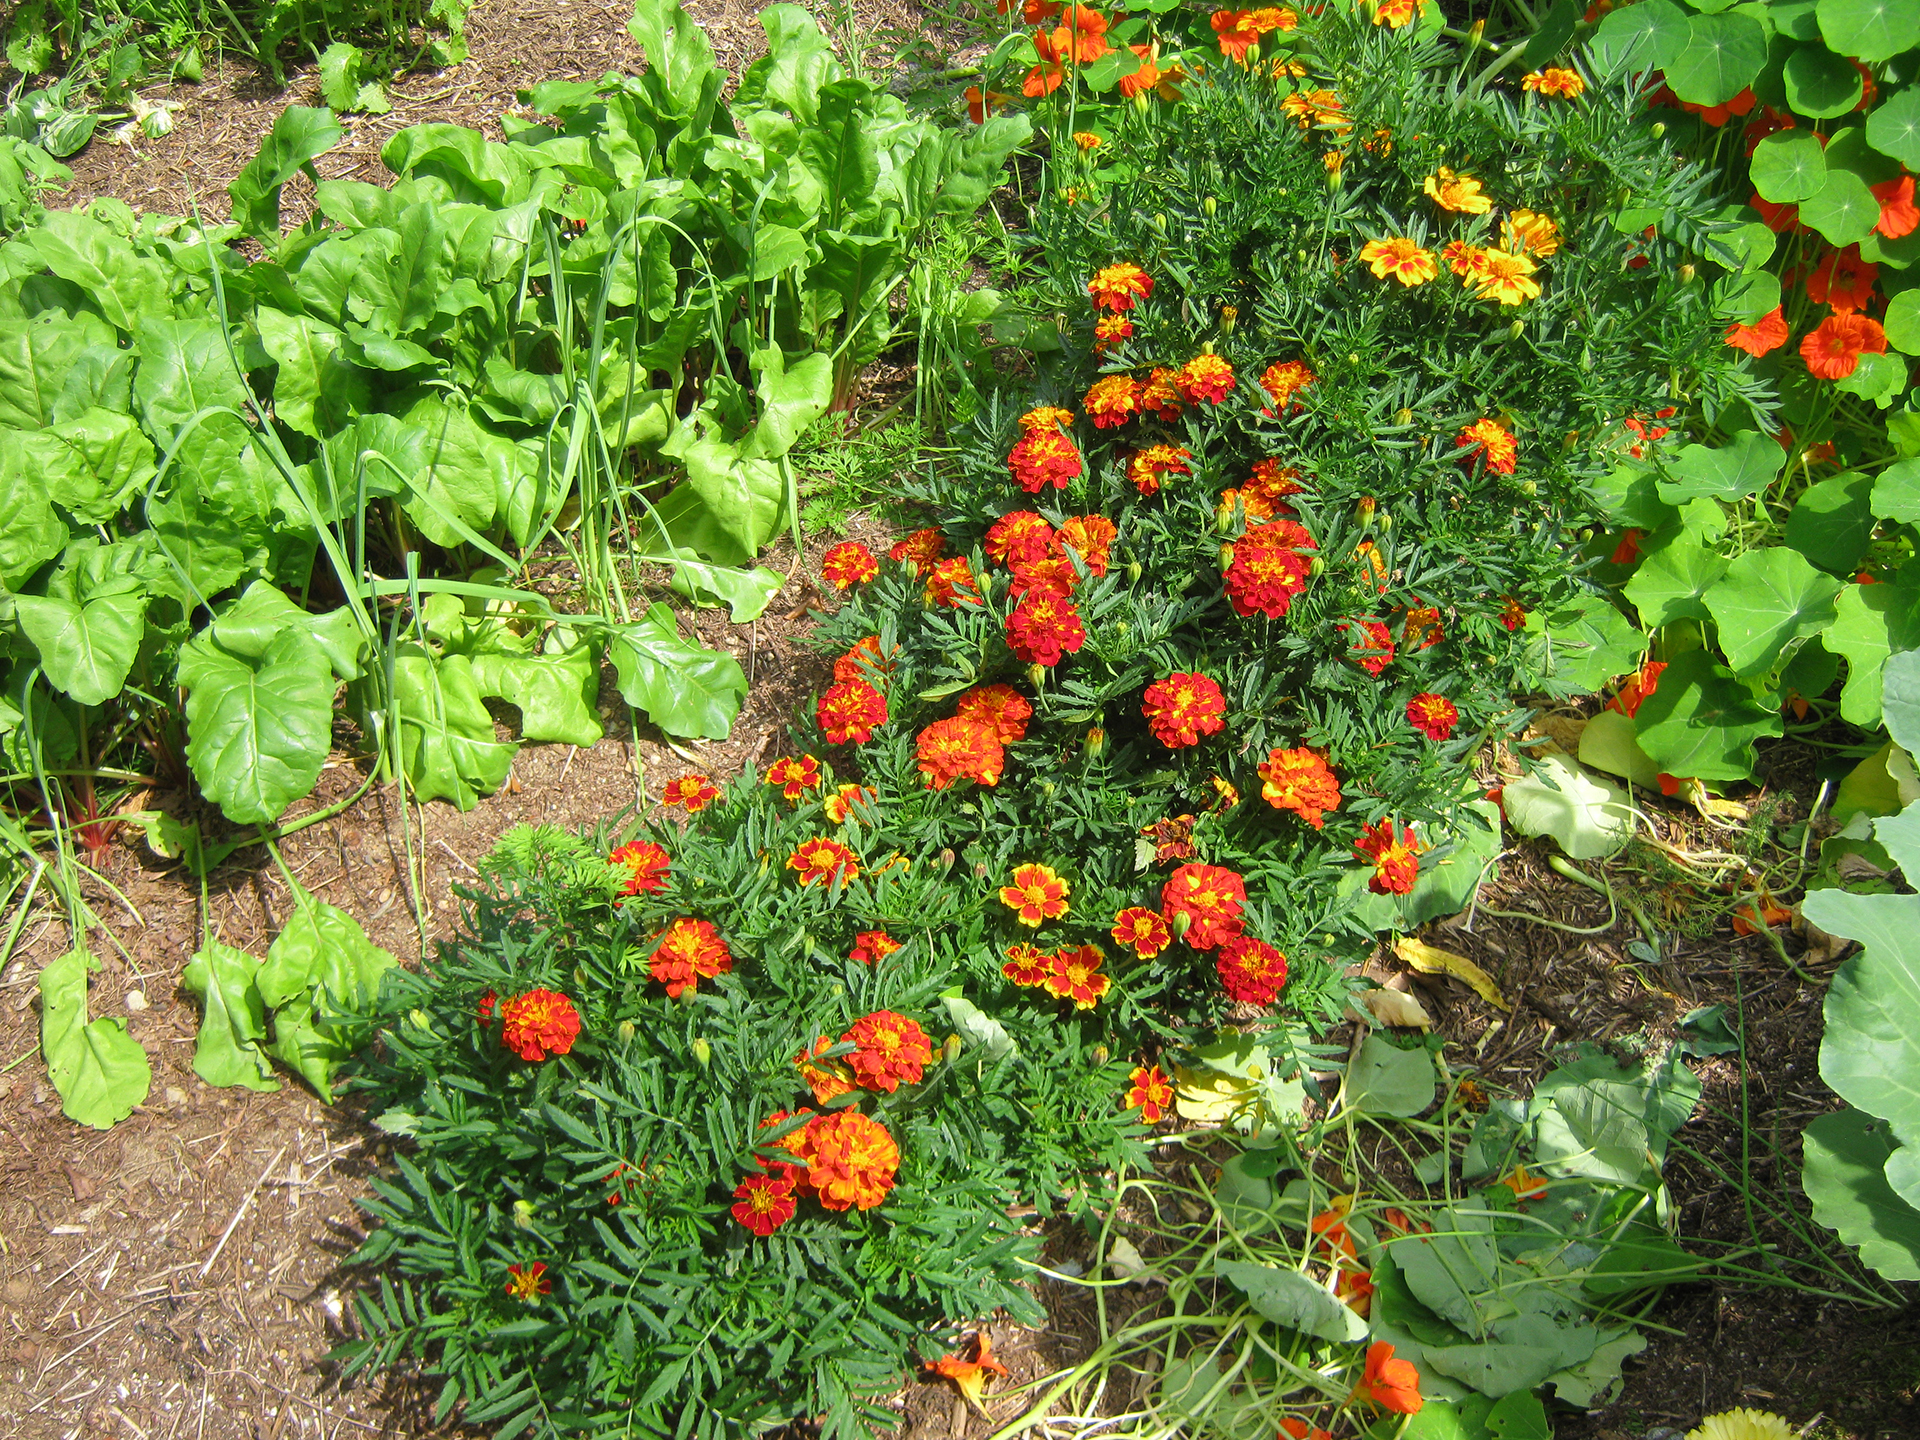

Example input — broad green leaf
[259,881,399,1014]
[12,586,147,705]
[133,318,252,436]
[39,947,150,1129]
[1624,534,1728,626]
[1783,41,1863,116]
[1499,753,1631,860]
[1578,707,1664,789]
[1874,457,1920,521]
[0,469,68,588]
[26,210,171,333]
[1802,1108,1920,1281]
[1782,638,1841,706]
[1827,573,1920,725]
[1656,431,1782,504]
[468,635,604,747]
[0,310,118,430]
[743,346,834,460]
[1217,1260,1368,1342]
[229,105,343,241]
[1630,648,1782,780]
[393,392,513,546]
[626,0,721,122]
[655,431,785,566]
[1785,470,1876,574]
[1884,649,1920,757]
[346,205,452,336]
[257,308,370,438]
[1545,1329,1649,1408]
[1423,1340,1581,1399]
[1389,1208,1503,1334]
[7,2,52,73]
[1589,0,1691,72]
[1834,349,1909,408]
[200,580,367,679]
[178,626,334,825]
[368,644,515,809]
[1867,85,1920,169]
[737,4,841,122]
[1801,167,1883,246]
[1817,0,1920,60]
[1702,545,1843,676]
[1710,268,1780,324]
[1664,14,1768,106]
[1885,291,1920,355]
[1522,594,1645,695]
[1750,128,1828,203]
[939,992,1017,1059]
[181,941,279,1091]
[607,602,746,740]
[1346,1033,1435,1117]
[16,406,157,524]
[1533,1072,1655,1186]
[799,80,882,229]
[660,552,786,622]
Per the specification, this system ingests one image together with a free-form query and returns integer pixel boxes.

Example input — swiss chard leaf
[606,602,745,740]
[181,941,280,1091]
[39,946,151,1129]
[178,625,335,825]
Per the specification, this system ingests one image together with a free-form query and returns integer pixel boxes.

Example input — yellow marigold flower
[1324,150,1344,175]
[1371,0,1420,26]
[1523,67,1586,99]
[1018,405,1075,432]
[1244,5,1297,33]
[1505,209,1560,257]
[1360,236,1437,287]
[1470,247,1541,306]
[1073,130,1103,151]
[824,783,875,824]
[1423,167,1492,216]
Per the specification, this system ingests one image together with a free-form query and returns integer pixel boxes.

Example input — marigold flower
[889,527,946,575]
[1523,66,1585,98]
[915,715,1005,790]
[765,754,822,801]
[1499,596,1526,631]
[843,1009,932,1091]
[1216,934,1288,1004]
[1018,405,1075,433]
[1342,619,1395,674]
[1608,659,1667,719]
[1355,1341,1423,1414]
[851,929,901,965]
[1808,246,1878,314]
[1094,313,1133,350]
[1110,905,1172,958]
[983,514,1053,573]
[803,1110,900,1211]
[1280,88,1347,132]
[649,917,734,997]
[730,1174,797,1235]
[1724,307,1788,357]
[1355,819,1420,895]
[1001,862,1071,926]
[1361,236,1438,287]
[1469,248,1541,306]
[1175,353,1235,404]
[496,989,582,1062]
[1441,238,1487,279]
[1084,373,1142,428]
[1007,428,1085,492]
[1371,0,1419,25]
[610,839,670,896]
[956,684,1033,744]
[1002,942,1054,986]
[1873,175,1920,240]
[824,783,875,824]
[1161,863,1246,949]
[1072,130,1102,151]
[661,773,719,812]
[924,1333,1010,1415]
[924,555,983,609]
[789,837,860,888]
[1257,747,1341,828]
[1455,418,1517,475]
[1802,312,1886,380]
[1087,262,1154,311]
[1005,593,1088,666]
[756,1109,815,1183]
[477,989,496,1027]
[1505,209,1560,257]
[1258,359,1316,410]
[504,1262,551,1302]
[821,540,879,590]
[1407,692,1460,741]
[795,1037,857,1104]
[1139,366,1184,419]
[1128,443,1192,496]
[1009,555,1076,603]
[1424,167,1491,215]
[1142,672,1227,748]
[1225,543,1311,619]
[1045,944,1111,1008]
[1245,5,1297,31]
[1686,1409,1795,1440]
[1057,514,1117,575]
[1125,1064,1175,1123]
[816,680,888,746]
[1212,9,1260,61]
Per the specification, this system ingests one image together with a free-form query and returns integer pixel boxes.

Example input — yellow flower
[1523,67,1586,99]
[1359,236,1438,287]
[1505,209,1560,257]
[1423,167,1492,215]
[1470,247,1541,306]
[1685,1412,1793,1440]
[1072,130,1103,151]
[1371,0,1420,25]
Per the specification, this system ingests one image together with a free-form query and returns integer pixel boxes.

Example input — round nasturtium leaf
[1664,14,1769,106]
[1784,42,1864,116]
[1825,123,1903,185]
[1751,128,1829,202]
[1868,87,1920,169]
[1589,0,1692,74]
[1772,0,1828,39]
[1886,290,1920,355]
[1817,0,1920,62]
[1799,166,1882,245]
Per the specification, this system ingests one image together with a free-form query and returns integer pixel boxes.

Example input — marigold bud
[1356,496,1376,524]
[1467,18,1484,45]
[1507,320,1524,340]
[1394,408,1413,426]
[938,847,956,872]
[1027,662,1049,689]
[1220,304,1237,333]
[1169,909,1192,937]
[1378,512,1393,533]
[944,1033,963,1063]
[617,1020,636,1044]
[1153,212,1167,232]
[1650,121,1666,138]
[406,1008,432,1032]
[691,1036,711,1067]
[1203,196,1218,216]
[1678,263,1696,283]
[1091,1045,1110,1066]
[1085,726,1107,758]
[1308,556,1325,577]
[1127,562,1143,583]
[1520,479,1537,495]
[512,1200,536,1230]
[574,965,590,990]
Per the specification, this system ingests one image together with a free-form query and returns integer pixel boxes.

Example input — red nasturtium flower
[1873,175,1920,239]
[795,1037,857,1104]
[1141,672,1228,748]
[1084,373,1142,427]
[816,679,888,745]
[851,929,901,965]
[1124,1064,1175,1123]
[1045,944,1112,1008]
[1607,659,1667,719]
[730,1174,797,1235]
[1807,246,1878,314]
[963,84,1013,124]
[610,839,670,895]
[1058,515,1117,575]
[1005,593,1088,665]
[821,540,879,590]
[504,1262,551,1302]
[765,754,822,801]
[889,527,946,574]
[1128,443,1192,495]
[788,837,861,887]
[1455,418,1517,474]
[649,918,733,997]
[1802,312,1887,380]
[1257,747,1341,828]
[1161,863,1247,949]
[1175,353,1236,404]
[1024,27,1067,95]
[803,1110,900,1211]
[843,1010,932,1091]
[1609,528,1643,565]
[985,510,1057,567]
[1111,905,1172,957]
[1087,262,1154,311]
[1001,863,1071,926]
[1007,427,1085,492]
[1355,819,1420,895]
[1216,934,1289,1005]
[1356,1342,1424,1413]
[1002,942,1054,986]
[498,989,583,1062]
[1343,619,1395,674]
[1406,692,1460,741]
[661,772,719,812]
[1724,306,1789,357]
[915,716,1005,789]
[956,684,1033,744]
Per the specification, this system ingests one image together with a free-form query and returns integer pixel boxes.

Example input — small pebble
[125,990,148,1011]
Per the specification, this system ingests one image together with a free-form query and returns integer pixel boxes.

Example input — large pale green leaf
[199,580,367,679]
[0,310,118,429]
[393,392,513,546]
[1346,1033,1435,1117]
[1801,167,1883,246]
[1500,753,1631,860]
[626,0,721,123]
[1802,1108,1920,1280]
[742,346,833,460]
[1817,0,1920,61]
[1886,293,1920,357]
[607,602,746,740]
[229,105,343,241]
[1656,431,1782,505]
[257,308,370,438]
[799,79,882,228]
[181,941,279,1091]
[1588,0,1690,72]
[346,205,452,337]
[1389,1208,1503,1335]
[1521,594,1644,695]
[1828,573,1920,725]
[133,318,252,436]
[365,643,515,809]
[1217,1260,1368,1342]
[23,406,157,524]
[468,634,604,747]
[178,626,335,825]
[257,883,397,1100]
[1630,648,1782,780]
[1702,545,1842,676]
[12,583,147,705]
[39,947,150,1129]
[1623,535,1727,627]
[1664,14,1768,106]
[1867,86,1920,169]
[0,468,68,588]
[655,431,785,565]
[26,210,171,334]
[1882,649,1920,756]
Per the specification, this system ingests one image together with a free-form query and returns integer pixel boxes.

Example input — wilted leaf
[1394,937,1510,1011]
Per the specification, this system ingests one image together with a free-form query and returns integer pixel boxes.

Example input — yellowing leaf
[1361,985,1433,1029]
[1394,936,1510,1012]
[1173,1063,1255,1122]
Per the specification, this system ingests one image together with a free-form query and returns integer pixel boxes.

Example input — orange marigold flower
[1423,167,1491,215]
[1094,313,1133,350]
[610,839,670,896]
[802,1110,899,1211]
[1280,87,1348,132]
[1343,619,1395,674]
[1175,353,1235,404]
[1245,5,1297,32]
[1225,543,1311,619]
[1442,238,1488,279]
[817,679,888,745]
[824,783,876,824]
[1505,209,1560,257]
[504,1262,551,1302]
[889,526,946,575]
[1455,418,1517,475]
[1468,248,1541,306]
[1259,359,1316,410]
[1008,428,1085,493]
[730,1174,797,1235]
[1802,312,1886,380]
[1608,659,1667,719]
[821,540,879,590]
[924,1332,1009,1414]
[1808,246,1878,314]
[1210,775,1239,810]
[1072,129,1102,151]
[1009,552,1079,602]
[1353,540,1387,592]
[661,773,719,812]
[1500,596,1526,631]
[924,555,984,609]
[843,1009,932,1091]
[1161,862,1246,949]
[956,683,1033,744]
[1142,672,1228,748]
[1406,692,1460,741]
[1355,819,1420,895]
[1005,593,1088,666]
[1139,366,1184,419]
[851,929,901,965]
[1212,9,1260,61]
[795,1037,857,1104]
[1523,66,1585,98]
[1002,942,1054,986]
[649,917,734,998]
[1356,1341,1424,1414]
[1725,307,1789,357]
[765,754,822,801]
[1057,514,1117,575]
[985,510,1057,569]
[1084,373,1143,428]
[1258,747,1341,828]
[1111,905,1172,958]
[1045,943,1112,1008]
[916,715,1005,789]
[1124,1064,1174,1123]
[1128,443,1192,496]
[834,635,896,687]
[1371,0,1419,25]
[789,836,861,887]
[1088,262,1154,311]
[1361,236,1437,286]
[1018,405,1076,433]
[498,989,583,1062]
[1216,934,1288,1005]
[1873,175,1920,240]
[1001,862,1071,926]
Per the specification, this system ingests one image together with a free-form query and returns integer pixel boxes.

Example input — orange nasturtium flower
[1455,417,1517,474]
[1161,863,1247,949]
[1423,167,1492,215]
[964,85,1014,124]
[1124,1064,1175,1123]
[843,1010,933,1091]
[649,917,734,998]
[1111,905,1172,958]
[803,1110,900,1211]
[660,772,720,813]
[765,754,822,801]
[730,1174,797,1235]
[1045,944,1112,1008]
[1360,236,1438,286]
[498,989,583,1062]
[916,716,1005,789]
[504,1262,552,1302]
[851,929,901,965]
[1807,246,1878,314]
[1001,863,1071,926]
[1087,262,1155,311]
[1406,692,1461,741]
[1496,1164,1549,1201]
[816,679,888,745]
[1278,1420,1335,1440]
[1522,66,1586,98]
[821,539,879,589]
[1802,312,1887,380]
[1212,9,1261,61]
[1355,819,1421,895]
[1128,444,1192,495]
[1724,306,1789,357]
[610,839,670,896]
[923,1332,1010,1417]
[1355,1341,1424,1413]
[1257,747,1341,828]
[1873,175,1920,239]
[1050,4,1111,62]
[1084,373,1143,427]
[1141,672,1228,748]
[788,837,860,888]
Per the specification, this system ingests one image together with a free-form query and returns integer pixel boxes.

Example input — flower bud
[1127,561,1143,583]
[1091,1045,1110,1066]
[406,1008,432,1033]
[1520,479,1537,495]
[944,1034,963,1064]
[1678,263,1696,283]
[1220,304,1238,333]
[938,847,956,872]
[1200,340,1216,355]
[617,1019,636,1044]
[691,1036,711,1067]
[1393,407,1413,427]
[1203,196,1218,216]
[1650,121,1666,138]
[1378,512,1393,533]
[574,964,590,991]
[1308,555,1325,577]
[1085,726,1107,758]
[1169,909,1192,937]
[973,860,989,877]
[1027,662,1049,689]
[1153,212,1168,232]
[1356,496,1376,525]
[1467,18,1484,46]
[512,1200,536,1230]
[1507,320,1524,340]
[1134,91,1150,114]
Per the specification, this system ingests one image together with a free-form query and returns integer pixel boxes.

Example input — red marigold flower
[498,989,583,1062]
[956,684,1033,744]
[801,1110,899,1211]
[1002,942,1054,986]
[1161,863,1246,949]
[1873,175,1920,240]
[1045,944,1112,1009]
[1355,819,1420,895]
[1356,1341,1424,1414]
[1225,543,1311,619]
[795,1037,857,1104]
[1175,353,1235,404]
[816,679,888,745]
[916,715,1005,789]
[661,773,719,812]
[1094,313,1133,351]
[1088,262,1154,311]
[1259,359,1316,410]
[924,555,983,609]
[1007,428,1085,492]
[889,527,946,575]
[1724,306,1789,357]
[1141,813,1198,863]
[1342,619,1395,674]
[1128,444,1192,496]
[824,783,875,823]
[1005,593,1088,666]
[1111,906,1172,958]
[1001,862,1071,926]
[1406,692,1460,741]
[1607,659,1667,719]
[1455,418,1517,475]
[1142,672,1228,748]
[1802,312,1887,380]
[842,1009,933,1091]
[1216,934,1289,1005]
[788,837,861,887]
[1807,246,1878,315]
[1009,553,1080,599]
[504,1262,551,1302]
[1499,596,1526,631]
[1124,1064,1175,1123]
[985,511,1057,567]
[1257,747,1341,828]
[730,1174,797,1235]
[765,754,822,801]
[649,917,734,997]
[821,540,879,590]
[851,929,901,965]
[1057,514,1117,576]
[1139,367,1184,420]
[834,635,896,688]
[755,1109,815,1185]
[610,839,670,895]
[1084,373,1143,428]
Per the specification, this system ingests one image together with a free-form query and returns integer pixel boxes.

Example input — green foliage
[38,944,149,1127]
